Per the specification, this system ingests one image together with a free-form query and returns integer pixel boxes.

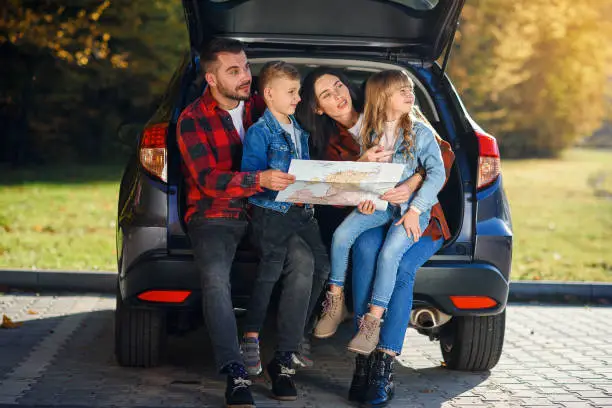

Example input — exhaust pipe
[410,307,452,330]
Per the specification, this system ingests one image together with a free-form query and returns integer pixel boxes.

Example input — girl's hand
[358,145,394,162]
[395,209,421,241]
[380,172,423,204]
[357,200,376,215]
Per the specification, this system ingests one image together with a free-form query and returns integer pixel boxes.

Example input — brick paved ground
[1,293,611,407]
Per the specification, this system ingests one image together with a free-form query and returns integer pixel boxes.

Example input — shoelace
[279,365,296,377]
[321,293,339,317]
[357,317,378,340]
[232,377,252,389]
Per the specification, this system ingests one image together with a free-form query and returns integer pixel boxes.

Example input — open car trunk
[183,0,465,62]
[172,58,466,258]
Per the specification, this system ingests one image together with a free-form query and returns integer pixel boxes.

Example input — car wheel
[114,287,166,367]
[439,310,505,371]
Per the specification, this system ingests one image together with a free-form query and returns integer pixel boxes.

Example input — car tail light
[137,290,191,303]
[450,296,497,309]
[476,130,501,190]
[140,123,168,182]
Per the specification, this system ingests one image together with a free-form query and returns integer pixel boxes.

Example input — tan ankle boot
[313,291,346,339]
[347,313,382,355]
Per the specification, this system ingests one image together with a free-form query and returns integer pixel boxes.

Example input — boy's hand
[260,169,295,191]
[358,145,394,163]
[357,200,376,214]
[395,209,421,241]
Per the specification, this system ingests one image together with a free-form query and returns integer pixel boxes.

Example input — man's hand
[357,200,376,215]
[358,145,394,163]
[380,173,423,204]
[395,209,421,241]
[260,169,295,191]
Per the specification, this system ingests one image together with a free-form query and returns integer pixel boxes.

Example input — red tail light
[450,296,497,309]
[476,130,501,190]
[140,123,168,182]
[137,290,191,303]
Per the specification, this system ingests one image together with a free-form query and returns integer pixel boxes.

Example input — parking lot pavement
[1,293,611,408]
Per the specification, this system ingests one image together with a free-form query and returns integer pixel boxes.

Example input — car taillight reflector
[140,123,168,182]
[476,130,501,190]
[137,290,191,303]
[450,296,497,309]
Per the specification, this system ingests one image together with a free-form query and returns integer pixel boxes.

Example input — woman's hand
[395,209,421,241]
[358,145,394,163]
[357,200,376,215]
[380,172,423,204]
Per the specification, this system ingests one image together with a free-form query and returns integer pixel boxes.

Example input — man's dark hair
[200,38,245,73]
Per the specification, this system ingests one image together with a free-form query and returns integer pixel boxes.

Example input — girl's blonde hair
[360,70,416,156]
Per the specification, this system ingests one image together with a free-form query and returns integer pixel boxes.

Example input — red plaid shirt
[176,88,266,222]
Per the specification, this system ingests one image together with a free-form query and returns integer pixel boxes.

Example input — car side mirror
[117,122,144,147]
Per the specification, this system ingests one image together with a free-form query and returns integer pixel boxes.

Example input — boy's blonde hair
[258,61,300,94]
[360,70,416,157]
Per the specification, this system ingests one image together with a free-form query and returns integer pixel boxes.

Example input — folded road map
[275,160,405,210]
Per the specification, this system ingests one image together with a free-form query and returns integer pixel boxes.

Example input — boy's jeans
[245,206,330,352]
[330,206,430,309]
[352,225,443,354]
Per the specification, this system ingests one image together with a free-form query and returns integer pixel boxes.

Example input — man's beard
[217,80,251,101]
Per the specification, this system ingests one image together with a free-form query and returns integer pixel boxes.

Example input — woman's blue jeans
[351,225,443,354]
[330,206,430,308]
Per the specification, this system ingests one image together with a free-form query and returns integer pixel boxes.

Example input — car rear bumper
[121,256,508,316]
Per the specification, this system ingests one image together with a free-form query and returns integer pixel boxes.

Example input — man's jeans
[187,216,316,371]
[245,206,330,351]
[331,206,431,309]
[351,225,443,354]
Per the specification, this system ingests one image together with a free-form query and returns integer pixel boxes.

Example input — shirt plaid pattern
[177,88,266,222]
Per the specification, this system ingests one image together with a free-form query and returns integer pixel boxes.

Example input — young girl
[313,70,447,355]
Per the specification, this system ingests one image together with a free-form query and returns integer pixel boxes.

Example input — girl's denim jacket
[241,108,311,213]
[368,121,446,215]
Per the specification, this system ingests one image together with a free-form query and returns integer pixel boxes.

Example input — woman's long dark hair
[296,67,364,159]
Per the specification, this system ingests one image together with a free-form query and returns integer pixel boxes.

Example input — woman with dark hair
[296,67,454,406]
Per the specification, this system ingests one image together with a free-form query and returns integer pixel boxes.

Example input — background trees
[1,0,610,164]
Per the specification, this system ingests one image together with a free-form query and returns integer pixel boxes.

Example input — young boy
[240,61,330,400]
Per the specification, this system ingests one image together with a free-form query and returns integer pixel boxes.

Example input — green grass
[0,149,611,281]
[0,165,122,271]
[503,148,612,282]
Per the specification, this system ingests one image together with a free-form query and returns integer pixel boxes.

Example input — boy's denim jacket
[241,108,311,213]
[367,121,446,215]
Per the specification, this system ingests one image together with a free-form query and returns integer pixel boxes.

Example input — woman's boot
[364,350,395,407]
[348,354,373,402]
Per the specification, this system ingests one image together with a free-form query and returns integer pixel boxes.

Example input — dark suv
[115,0,512,371]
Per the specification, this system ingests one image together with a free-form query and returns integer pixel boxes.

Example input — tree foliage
[450,0,612,158]
[0,0,187,165]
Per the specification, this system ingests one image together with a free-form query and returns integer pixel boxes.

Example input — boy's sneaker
[223,363,255,408]
[291,336,314,368]
[240,337,262,376]
[313,291,346,338]
[266,355,298,401]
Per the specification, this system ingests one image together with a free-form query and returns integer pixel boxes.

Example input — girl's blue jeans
[330,205,431,309]
[351,225,443,354]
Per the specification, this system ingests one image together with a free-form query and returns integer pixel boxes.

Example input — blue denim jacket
[242,108,311,213]
[368,121,446,215]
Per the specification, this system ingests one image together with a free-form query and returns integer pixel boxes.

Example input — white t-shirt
[227,101,245,141]
[347,113,365,142]
[280,121,301,159]
[379,119,399,162]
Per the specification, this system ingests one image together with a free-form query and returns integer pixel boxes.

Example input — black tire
[439,310,506,371]
[114,289,166,367]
